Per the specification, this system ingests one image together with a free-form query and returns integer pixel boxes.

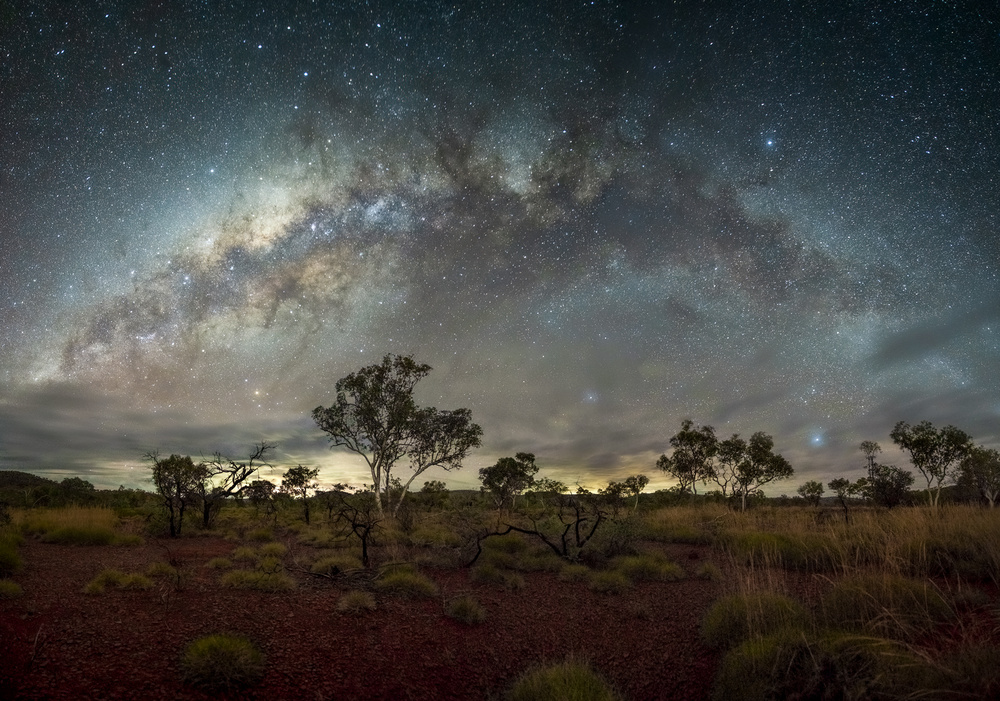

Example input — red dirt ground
[0,538,723,700]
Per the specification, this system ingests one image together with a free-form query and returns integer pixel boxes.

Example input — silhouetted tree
[859,464,914,509]
[479,453,538,510]
[828,478,861,524]
[656,419,717,495]
[147,452,205,537]
[958,446,1000,508]
[890,420,972,508]
[312,354,482,516]
[724,432,794,511]
[796,480,824,507]
[244,479,275,516]
[281,465,320,524]
[196,442,275,528]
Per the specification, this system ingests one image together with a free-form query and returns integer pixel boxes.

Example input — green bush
[507,659,621,701]
[445,594,487,625]
[247,528,274,542]
[695,562,723,582]
[701,593,809,650]
[588,570,631,594]
[712,630,917,701]
[146,561,178,578]
[40,526,116,546]
[336,590,377,615]
[558,564,591,582]
[231,546,259,562]
[258,542,287,558]
[311,553,363,576]
[375,565,438,597]
[205,557,233,570]
[84,569,154,594]
[820,574,952,638]
[220,570,295,592]
[483,533,529,554]
[471,563,525,589]
[180,634,265,691]
[0,540,21,577]
[613,552,684,582]
[0,579,23,598]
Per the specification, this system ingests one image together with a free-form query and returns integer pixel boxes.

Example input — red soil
[0,538,722,700]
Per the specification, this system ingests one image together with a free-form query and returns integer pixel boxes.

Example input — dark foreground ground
[1,537,721,700]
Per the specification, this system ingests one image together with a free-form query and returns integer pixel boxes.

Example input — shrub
[483,533,529,554]
[712,630,917,701]
[507,659,621,701]
[820,574,952,638]
[84,569,154,594]
[231,546,259,562]
[146,561,178,578]
[180,634,265,692]
[258,542,287,558]
[0,540,21,578]
[0,579,23,598]
[558,564,591,582]
[701,592,809,650]
[247,528,274,542]
[471,564,525,589]
[336,590,377,615]
[375,565,438,597]
[220,570,295,592]
[613,553,684,582]
[41,526,116,546]
[695,562,723,582]
[445,594,487,625]
[310,553,363,576]
[588,570,631,594]
[205,557,233,570]
[410,524,463,548]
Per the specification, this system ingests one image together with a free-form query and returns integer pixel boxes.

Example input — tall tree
[656,419,718,495]
[712,434,747,497]
[796,480,824,507]
[479,453,538,510]
[147,452,205,537]
[890,420,972,508]
[958,445,1000,508]
[726,432,794,511]
[312,354,482,516]
[281,464,320,524]
[859,440,881,482]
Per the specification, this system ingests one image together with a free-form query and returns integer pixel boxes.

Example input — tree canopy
[890,420,972,508]
[656,419,717,495]
[479,452,538,510]
[312,354,482,516]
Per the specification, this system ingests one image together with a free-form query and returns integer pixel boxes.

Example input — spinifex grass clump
[445,594,487,625]
[0,579,23,598]
[220,569,295,592]
[258,542,287,558]
[612,552,685,582]
[84,568,154,594]
[19,507,141,546]
[375,564,438,597]
[310,553,363,576]
[820,573,952,638]
[712,629,917,701]
[701,592,809,650]
[587,569,631,594]
[0,533,21,577]
[506,659,621,701]
[336,590,376,615]
[180,634,265,692]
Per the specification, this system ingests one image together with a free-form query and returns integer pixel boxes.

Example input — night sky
[2,1,998,493]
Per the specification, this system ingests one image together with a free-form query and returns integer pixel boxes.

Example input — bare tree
[196,442,275,528]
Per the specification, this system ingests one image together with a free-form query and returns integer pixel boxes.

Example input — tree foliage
[724,432,794,511]
[796,480,824,507]
[312,354,482,516]
[656,419,717,495]
[859,464,914,509]
[958,446,1000,508]
[280,465,320,524]
[147,452,205,537]
[890,420,972,507]
[479,453,538,510]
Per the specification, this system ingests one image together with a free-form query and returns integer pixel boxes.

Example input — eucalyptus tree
[890,420,972,508]
[656,419,718,495]
[313,354,482,516]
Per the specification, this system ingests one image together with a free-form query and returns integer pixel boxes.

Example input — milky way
[1,1,998,491]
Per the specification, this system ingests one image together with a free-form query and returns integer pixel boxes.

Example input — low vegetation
[445,594,487,625]
[506,659,621,701]
[336,590,377,615]
[84,568,154,594]
[180,634,265,692]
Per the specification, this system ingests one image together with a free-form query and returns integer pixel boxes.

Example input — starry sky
[1,1,998,493]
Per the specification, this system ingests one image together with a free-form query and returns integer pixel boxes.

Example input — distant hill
[0,470,58,489]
